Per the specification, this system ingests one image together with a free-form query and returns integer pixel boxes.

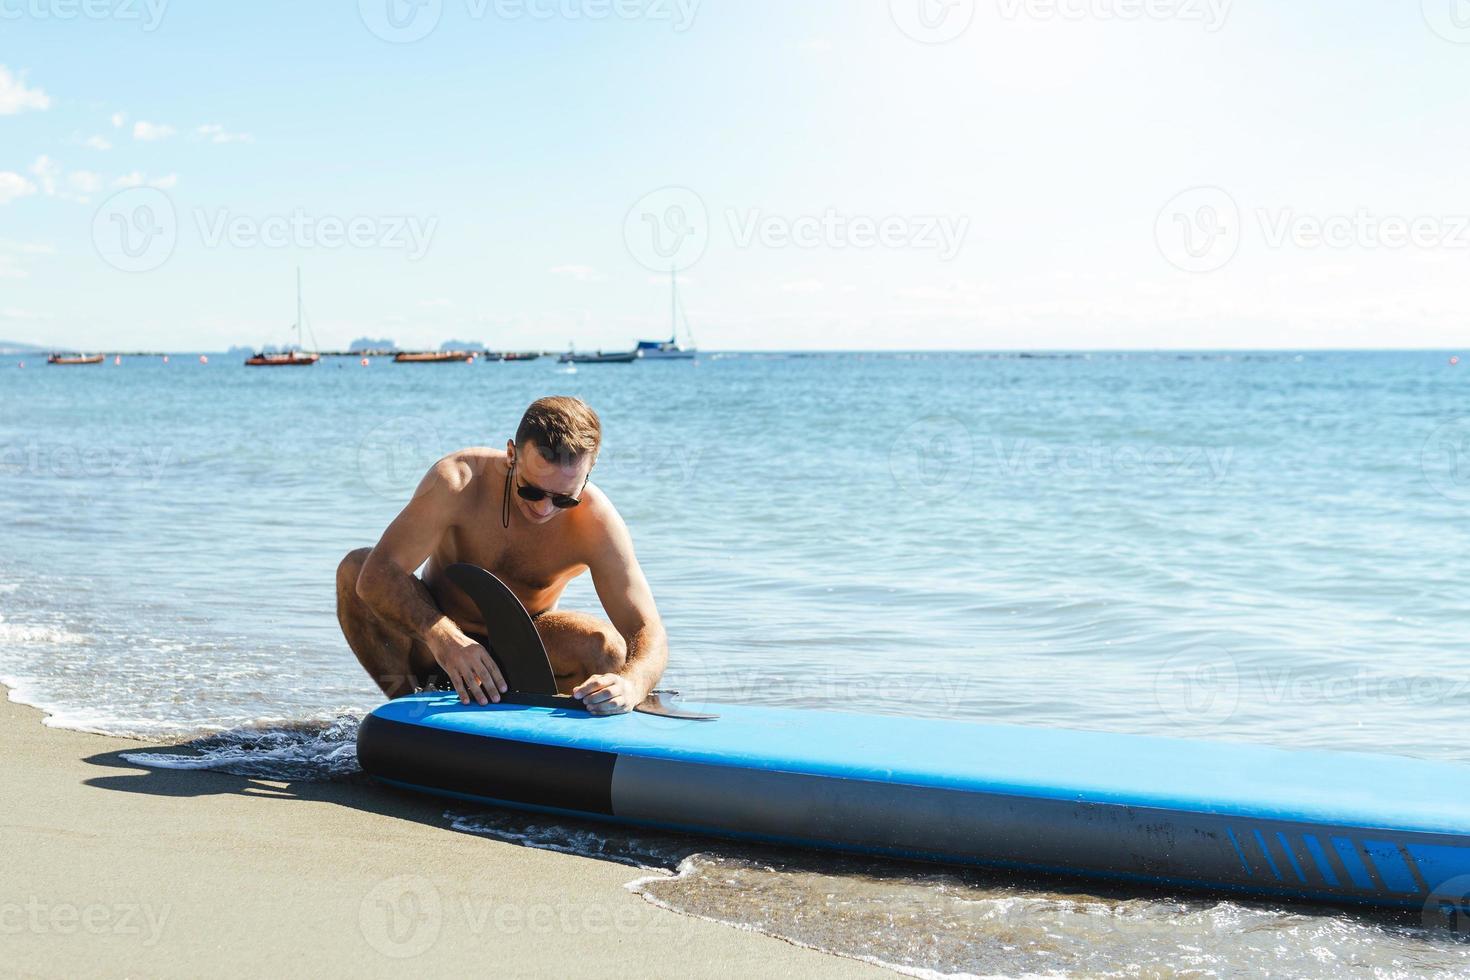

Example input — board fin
[445,563,560,695]
[445,563,718,720]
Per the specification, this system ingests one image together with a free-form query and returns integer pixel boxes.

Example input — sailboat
[635,266,698,360]
[245,270,321,367]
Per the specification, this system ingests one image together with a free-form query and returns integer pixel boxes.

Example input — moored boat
[47,353,105,365]
[394,351,475,363]
[635,266,698,360]
[557,349,637,364]
[246,270,321,367]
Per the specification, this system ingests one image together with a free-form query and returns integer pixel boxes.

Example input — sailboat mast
[295,268,303,350]
[670,265,677,344]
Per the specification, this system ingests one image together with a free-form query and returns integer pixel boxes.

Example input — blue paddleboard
[358,693,1470,913]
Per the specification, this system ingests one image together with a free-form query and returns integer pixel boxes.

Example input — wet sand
[0,687,885,979]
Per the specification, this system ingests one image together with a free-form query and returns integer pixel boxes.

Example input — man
[337,396,666,715]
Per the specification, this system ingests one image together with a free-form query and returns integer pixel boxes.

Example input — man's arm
[572,500,668,715]
[356,457,506,705]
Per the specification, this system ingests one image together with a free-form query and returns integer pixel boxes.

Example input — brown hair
[515,396,602,466]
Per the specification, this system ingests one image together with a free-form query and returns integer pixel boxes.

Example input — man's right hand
[429,623,507,705]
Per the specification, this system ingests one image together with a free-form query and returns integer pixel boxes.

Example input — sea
[2,349,1468,977]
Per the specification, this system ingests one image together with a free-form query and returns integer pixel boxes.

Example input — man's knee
[589,623,627,675]
[336,548,371,601]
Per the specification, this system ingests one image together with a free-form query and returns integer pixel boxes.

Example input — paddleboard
[358,693,1470,913]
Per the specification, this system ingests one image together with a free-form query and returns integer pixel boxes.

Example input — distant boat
[501,351,542,362]
[635,266,697,360]
[557,349,637,364]
[479,351,505,362]
[394,351,475,363]
[246,269,320,367]
[47,353,104,365]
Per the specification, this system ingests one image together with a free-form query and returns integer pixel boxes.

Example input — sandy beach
[0,687,884,979]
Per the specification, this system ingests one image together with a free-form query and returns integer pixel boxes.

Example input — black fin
[445,563,559,696]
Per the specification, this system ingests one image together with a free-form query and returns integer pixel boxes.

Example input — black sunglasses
[514,470,588,509]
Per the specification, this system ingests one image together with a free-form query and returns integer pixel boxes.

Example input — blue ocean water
[2,349,1468,976]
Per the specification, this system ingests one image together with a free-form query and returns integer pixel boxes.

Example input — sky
[1,0,1469,352]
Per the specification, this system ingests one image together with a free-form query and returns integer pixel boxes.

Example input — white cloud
[111,171,178,190]
[195,123,253,144]
[550,264,608,283]
[0,257,28,280]
[0,66,50,115]
[419,298,454,309]
[27,156,58,196]
[84,135,112,151]
[133,120,176,141]
[0,172,37,206]
[111,111,126,129]
[67,171,103,197]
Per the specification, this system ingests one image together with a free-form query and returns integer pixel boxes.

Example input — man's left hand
[572,673,644,715]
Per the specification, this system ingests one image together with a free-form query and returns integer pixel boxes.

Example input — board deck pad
[359,693,1470,913]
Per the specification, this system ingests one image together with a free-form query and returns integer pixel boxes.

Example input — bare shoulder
[429,447,503,492]
[572,481,634,555]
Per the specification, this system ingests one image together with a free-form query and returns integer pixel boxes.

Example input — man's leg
[336,547,442,698]
[532,610,628,694]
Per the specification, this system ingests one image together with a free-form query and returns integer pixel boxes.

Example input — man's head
[506,396,601,524]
